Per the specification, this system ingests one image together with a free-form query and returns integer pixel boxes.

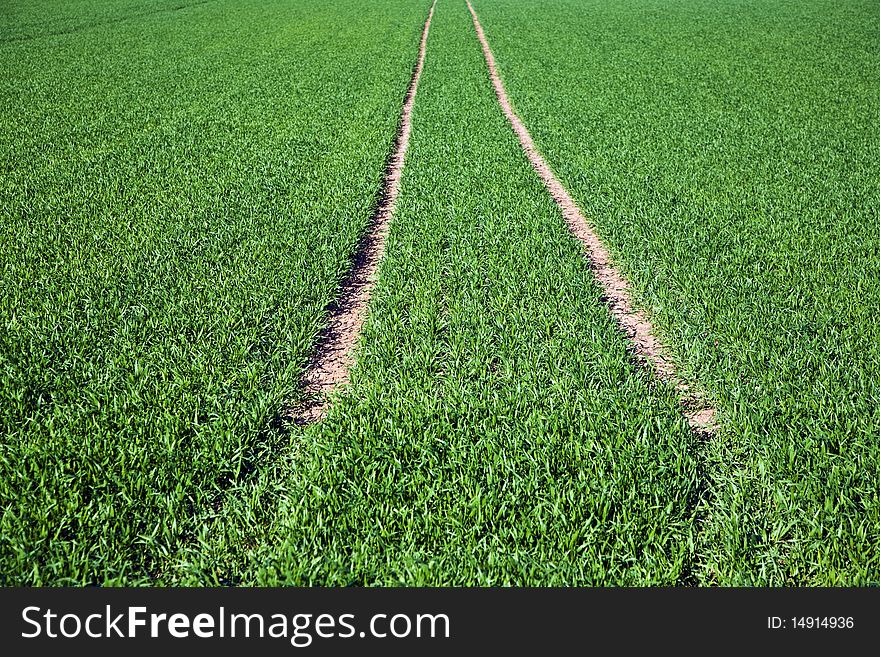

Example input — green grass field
[0,0,429,584]
[173,0,700,585]
[2,0,878,585]
[471,0,880,583]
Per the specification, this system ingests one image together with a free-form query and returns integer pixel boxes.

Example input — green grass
[173,0,701,586]
[5,0,877,587]
[471,0,880,584]
[0,0,213,42]
[0,0,430,585]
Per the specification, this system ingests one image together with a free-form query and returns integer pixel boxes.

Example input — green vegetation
[175,0,700,586]
[4,0,877,586]
[0,0,429,584]
[472,0,880,583]
[0,0,212,42]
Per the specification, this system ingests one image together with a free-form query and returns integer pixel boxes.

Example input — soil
[467,0,716,433]
[290,0,437,425]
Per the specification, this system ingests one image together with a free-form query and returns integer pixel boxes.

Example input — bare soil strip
[466,0,716,432]
[290,0,436,425]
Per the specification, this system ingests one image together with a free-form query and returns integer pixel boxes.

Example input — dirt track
[466,0,715,433]
[291,0,436,425]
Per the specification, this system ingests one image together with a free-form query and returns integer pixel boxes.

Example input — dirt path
[466,0,716,433]
[290,0,436,425]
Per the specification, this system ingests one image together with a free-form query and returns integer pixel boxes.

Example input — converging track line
[466,0,716,433]
[290,0,436,425]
